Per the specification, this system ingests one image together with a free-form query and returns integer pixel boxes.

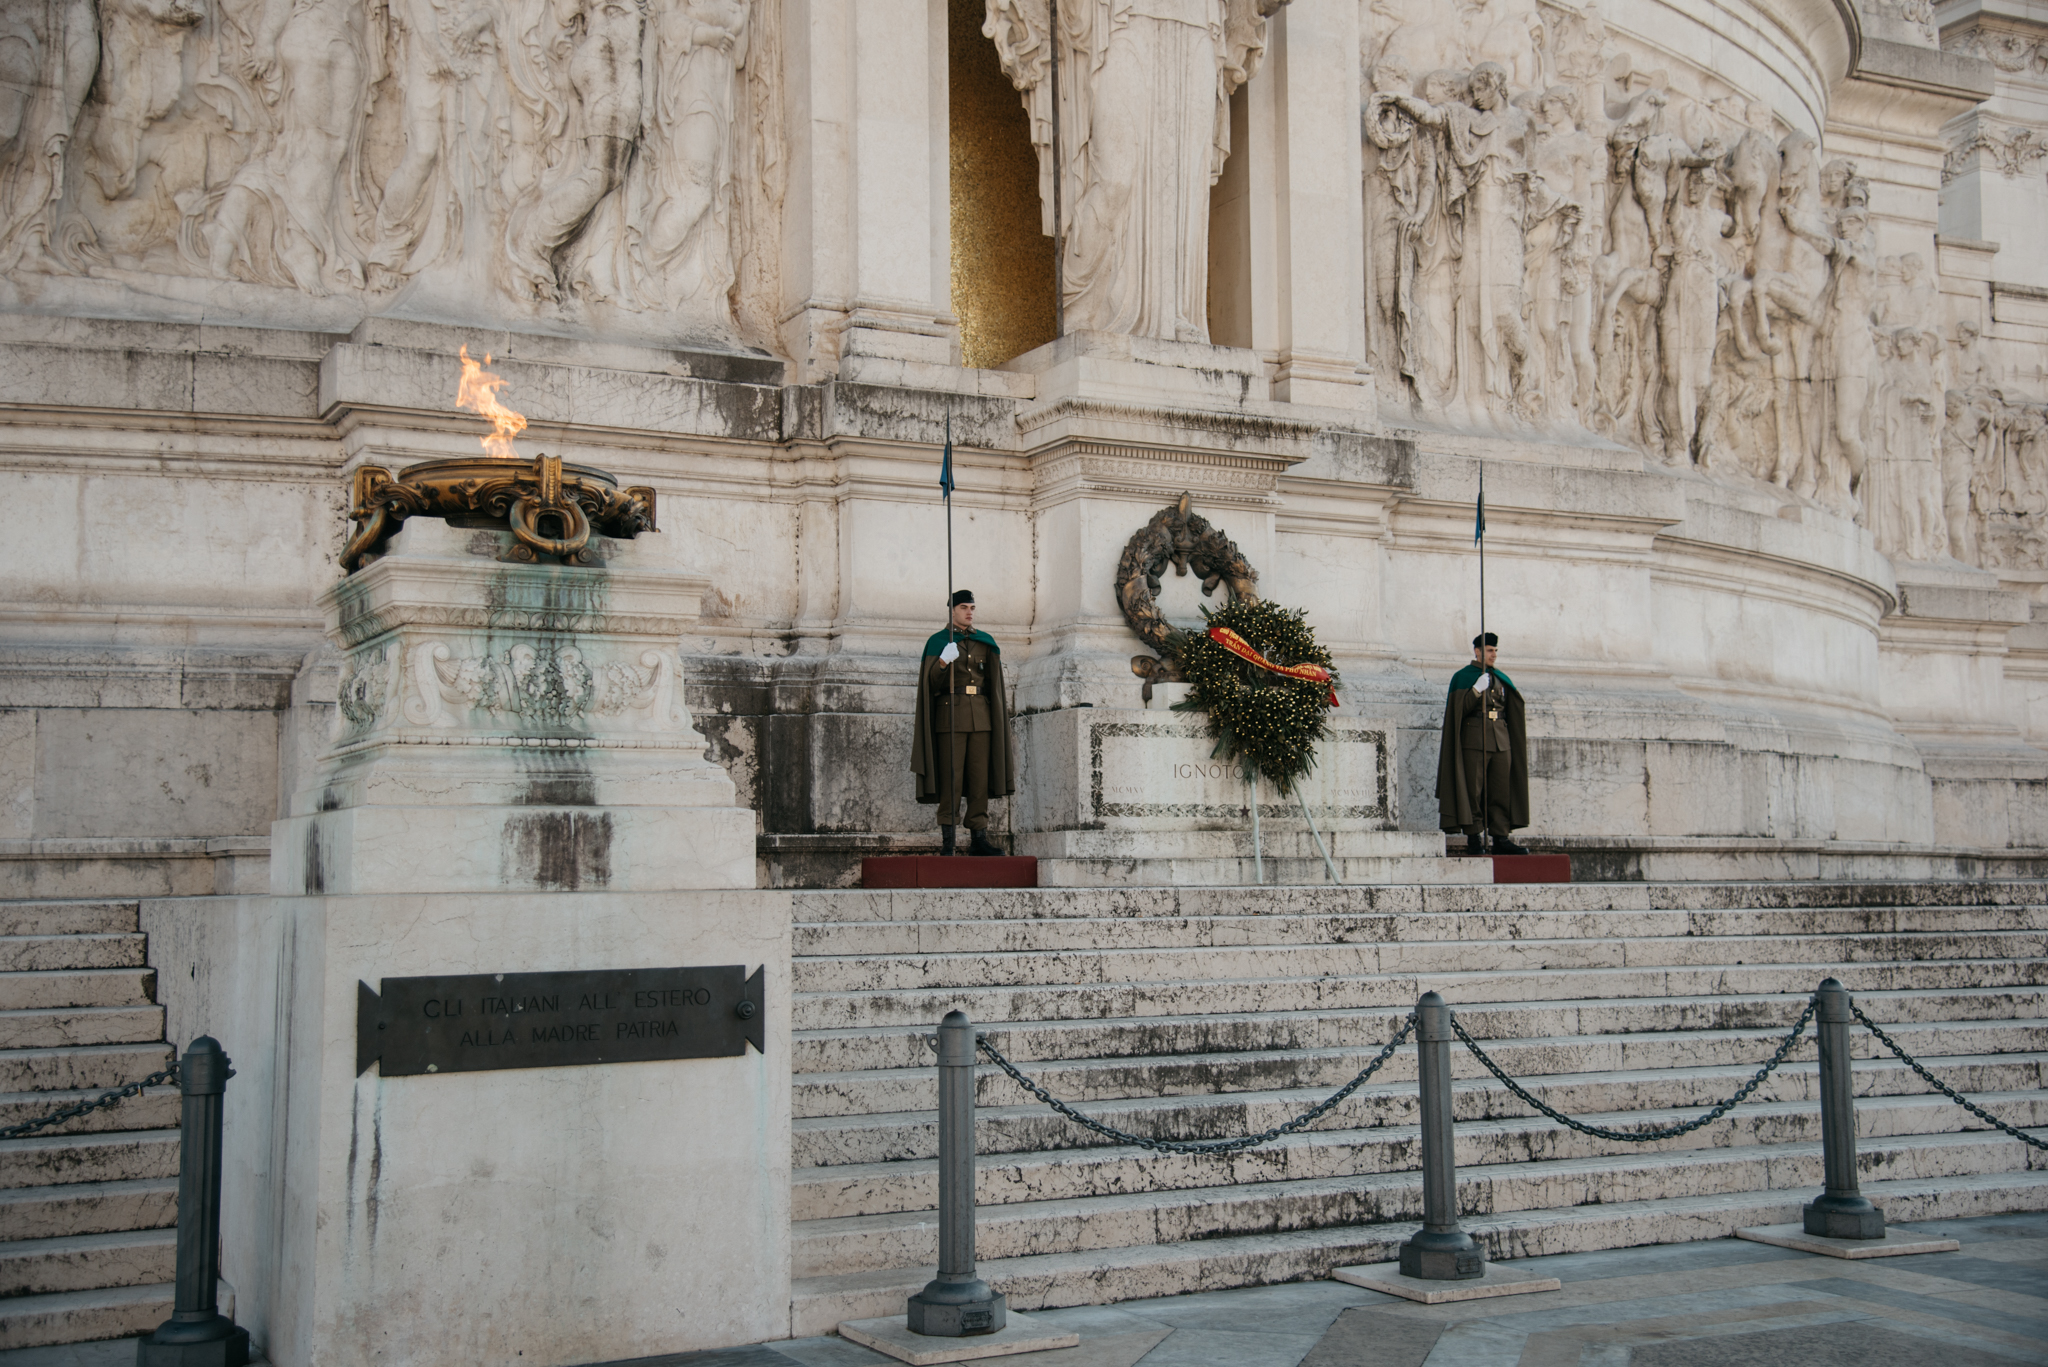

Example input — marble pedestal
[1011,695,1461,884]
[217,522,787,1367]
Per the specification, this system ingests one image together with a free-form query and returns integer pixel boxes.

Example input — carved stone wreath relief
[1116,493,1260,699]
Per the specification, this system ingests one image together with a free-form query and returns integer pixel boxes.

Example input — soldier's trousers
[935,730,990,830]
[1461,747,1514,839]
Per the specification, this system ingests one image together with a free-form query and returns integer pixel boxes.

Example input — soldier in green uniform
[910,590,1016,855]
[1436,633,1531,855]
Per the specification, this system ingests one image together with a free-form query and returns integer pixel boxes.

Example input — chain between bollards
[137,1037,250,1367]
[1,1063,179,1140]
[973,1016,1416,1155]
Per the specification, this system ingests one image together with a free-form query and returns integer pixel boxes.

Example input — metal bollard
[1398,992,1485,1280]
[907,1011,1006,1336]
[138,1038,250,1367]
[1802,979,1886,1240]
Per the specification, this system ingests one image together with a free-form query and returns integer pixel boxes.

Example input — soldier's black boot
[941,826,957,856]
[1492,835,1530,856]
[968,829,1002,857]
[1463,830,1489,857]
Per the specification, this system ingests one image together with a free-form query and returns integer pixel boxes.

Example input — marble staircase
[0,898,178,1350]
[786,880,2048,1335]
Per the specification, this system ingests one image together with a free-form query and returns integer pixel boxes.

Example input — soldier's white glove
[939,642,960,664]
[1472,673,1492,694]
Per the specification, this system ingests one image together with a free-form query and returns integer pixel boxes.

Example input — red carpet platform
[861,855,1040,889]
[1492,853,1573,883]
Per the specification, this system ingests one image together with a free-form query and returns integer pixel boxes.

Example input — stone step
[0,1131,181,1191]
[0,1228,177,1297]
[1018,830,1452,860]
[0,1087,180,1137]
[0,903,139,937]
[790,988,2048,1075]
[0,1280,173,1351]
[791,1020,2048,1119]
[0,1042,175,1094]
[0,1006,167,1051]
[786,881,2048,924]
[794,904,2048,957]
[793,931,2048,995]
[793,1060,2048,1168]
[0,969,158,1013]
[0,935,149,974]
[793,958,2048,1030]
[0,1177,177,1241]
[1034,856,1486,888]
[791,1091,2047,1221]
[793,1127,2046,1278]
[785,1169,2048,1336]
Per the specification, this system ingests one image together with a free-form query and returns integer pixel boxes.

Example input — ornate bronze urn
[342,454,658,571]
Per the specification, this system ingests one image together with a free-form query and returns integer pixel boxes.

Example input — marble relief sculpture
[0,0,775,347]
[986,0,1291,343]
[1357,2,2036,570]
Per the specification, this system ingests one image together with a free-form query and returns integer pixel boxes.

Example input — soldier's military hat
[950,589,975,607]
[1472,632,1499,647]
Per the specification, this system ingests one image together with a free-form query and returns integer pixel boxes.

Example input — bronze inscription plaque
[356,966,765,1077]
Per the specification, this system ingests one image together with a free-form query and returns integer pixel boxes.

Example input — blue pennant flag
[1474,468,1485,544]
[939,413,955,499]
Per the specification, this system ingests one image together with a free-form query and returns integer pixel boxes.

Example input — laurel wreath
[1168,598,1339,794]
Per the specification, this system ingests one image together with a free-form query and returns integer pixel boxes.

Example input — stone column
[1245,5,1373,413]
[781,0,958,379]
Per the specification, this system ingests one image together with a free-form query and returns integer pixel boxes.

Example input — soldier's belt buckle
[963,686,979,695]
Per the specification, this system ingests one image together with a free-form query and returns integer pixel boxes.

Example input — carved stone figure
[53,0,204,270]
[626,0,750,327]
[986,0,1290,342]
[1522,84,1598,422]
[0,0,98,271]
[1815,199,1876,508]
[1387,61,1539,417]
[505,0,647,302]
[205,0,371,294]
[1942,390,1990,563]
[1866,324,1947,561]
[366,0,502,286]
[1657,160,1727,464]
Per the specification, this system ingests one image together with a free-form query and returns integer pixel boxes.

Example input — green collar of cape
[924,627,1000,658]
[1450,662,1516,694]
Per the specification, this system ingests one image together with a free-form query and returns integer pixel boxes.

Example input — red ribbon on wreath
[1207,626,1339,707]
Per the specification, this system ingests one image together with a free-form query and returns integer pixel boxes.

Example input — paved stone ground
[5,1214,2042,1367]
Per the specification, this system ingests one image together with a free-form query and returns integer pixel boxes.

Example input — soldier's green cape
[1437,665,1530,833]
[1448,662,1517,696]
[923,627,1001,658]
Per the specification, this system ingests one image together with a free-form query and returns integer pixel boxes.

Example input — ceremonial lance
[941,409,957,649]
[1476,464,1489,686]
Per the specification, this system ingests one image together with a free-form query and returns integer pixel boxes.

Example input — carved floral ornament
[1943,123,2048,183]
[1943,28,2048,74]
[336,639,681,736]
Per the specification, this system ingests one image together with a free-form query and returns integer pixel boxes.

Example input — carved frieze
[0,0,785,347]
[1357,3,2003,560]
